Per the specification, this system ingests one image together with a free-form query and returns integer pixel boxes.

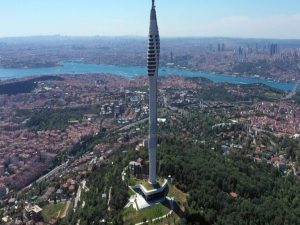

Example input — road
[21,160,69,192]
[252,127,285,138]
[36,160,69,183]
[118,118,148,131]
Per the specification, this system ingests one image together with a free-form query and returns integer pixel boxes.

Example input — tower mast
[147,0,160,184]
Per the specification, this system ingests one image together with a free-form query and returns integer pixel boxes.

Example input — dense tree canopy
[0,76,63,95]
[158,138,300,225]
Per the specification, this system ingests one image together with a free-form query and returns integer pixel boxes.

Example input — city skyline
[0,0,300,39]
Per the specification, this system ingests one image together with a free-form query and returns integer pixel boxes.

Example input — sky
[0,0,300,39]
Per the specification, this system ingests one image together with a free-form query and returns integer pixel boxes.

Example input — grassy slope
[42,202,67,223]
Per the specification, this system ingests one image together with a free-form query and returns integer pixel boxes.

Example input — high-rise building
[222,43,225,51]
[270,43,279,56]
[238,47,243,56]
[147,0,160,185]
[218,43,225,52]
[0,165,5,177]
[255,43,259,53]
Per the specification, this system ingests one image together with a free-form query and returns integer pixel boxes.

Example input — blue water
[0,62,297,92]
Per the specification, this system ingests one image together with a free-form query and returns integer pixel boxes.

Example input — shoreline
[0,62,293,83]
[0,62,298,92]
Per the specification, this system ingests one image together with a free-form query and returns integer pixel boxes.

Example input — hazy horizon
[0,0,300,39]
[1,35,300,42]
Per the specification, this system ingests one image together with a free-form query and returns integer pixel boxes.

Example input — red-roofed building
[230,192,238,198]
[49,218,57,225]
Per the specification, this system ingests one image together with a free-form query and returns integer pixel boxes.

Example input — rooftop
[139,177,165,191]
[25,205,43,213]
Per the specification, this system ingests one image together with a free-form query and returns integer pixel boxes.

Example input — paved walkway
[135,210,173,225]
[107,186,112,211]
[61,200,71,218]
[74,180,86,212]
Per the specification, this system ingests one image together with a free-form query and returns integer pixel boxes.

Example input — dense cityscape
[1,0,300,225]
[1,36,300,82]
[0,71,300,224]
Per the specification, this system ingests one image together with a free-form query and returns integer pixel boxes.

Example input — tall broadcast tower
[147,0,160,185]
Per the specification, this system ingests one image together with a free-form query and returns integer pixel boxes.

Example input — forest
[231,60,270,76]
[25,105,102,131]
[56,131,300,225]
[158,138,300,225]
[54,105,299,225]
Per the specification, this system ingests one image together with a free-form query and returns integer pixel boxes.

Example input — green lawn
[123,202,171,225]
[123,184,187,224]
[150,213,181,225]
[129,176,165,190]
[140,177,165,190]
[128,176,139,186]
[42,202,67,223]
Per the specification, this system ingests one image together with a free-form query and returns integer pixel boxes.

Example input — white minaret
[148,0,160,184]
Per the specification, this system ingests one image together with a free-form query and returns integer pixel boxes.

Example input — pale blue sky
[0,0,300,39]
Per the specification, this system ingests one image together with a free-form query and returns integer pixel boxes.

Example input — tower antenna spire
[152,0,155,8]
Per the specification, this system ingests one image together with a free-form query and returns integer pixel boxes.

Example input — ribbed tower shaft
[147,0,160,185]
